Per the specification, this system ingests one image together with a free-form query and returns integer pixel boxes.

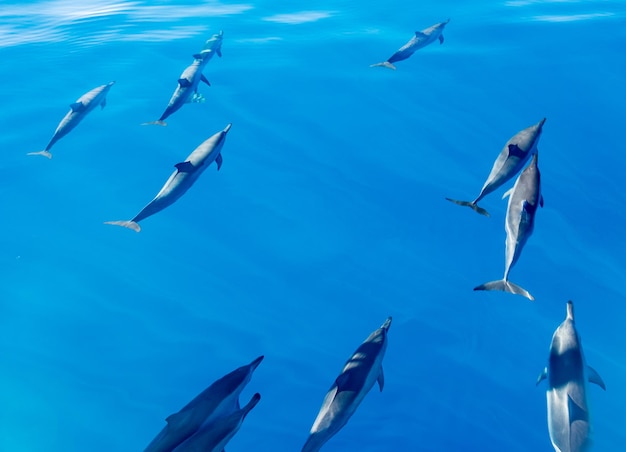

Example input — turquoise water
[1,1,625,451]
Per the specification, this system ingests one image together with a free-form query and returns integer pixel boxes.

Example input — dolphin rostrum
[143,31,223,126]
[105,123,231,232]
[537,301,605,452]
[446,118,546,217]
[172,393,261,452]
[143,356,263,452]
[370,20,449,70]
[474,152,543,300]
[302,317,392,452]
[28,82,115,159]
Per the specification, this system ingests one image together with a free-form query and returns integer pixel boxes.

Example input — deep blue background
[1,1,625,451]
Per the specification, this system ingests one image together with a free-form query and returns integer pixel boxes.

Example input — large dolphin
[302,317,392,452]
[105,123,231,232]
[537,301,605,452]
[172,393,261,452]
[446,118,546,217]
[143,356,263,452]
[474,153,543,300]
[370,20,449,70]
[143,31,223,126]
[28,82,115,159]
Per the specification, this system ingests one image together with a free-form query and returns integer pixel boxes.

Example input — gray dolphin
[474,153,543,300]
[446,118,546,217]
[28,81,115,159]
[172,393,261,452]
[302,317,392,452]
[105,123,231,232]
[537,301,605,452]
[143,31,223,126]
[143,356,263,452]
[370,20,449,70]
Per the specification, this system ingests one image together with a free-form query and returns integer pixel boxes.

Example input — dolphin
[537,301,605,452]
[143,356,263,452]
[474,153,543,300]
[143,31,223,126]
[105,123,231,232]
[370,20,449,70]
[172,393,261,452]
[28,81,115,159]
[446,118,545,216]
[302,317,392,452]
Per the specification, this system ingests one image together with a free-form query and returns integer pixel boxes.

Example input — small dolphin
[143,31,223,126]
[474,153,543,300]
[537,301,605,452]
[302,317,392,452]
[446,118,545,216]
[172,393,261,452]
[28,82,115,159]
[143,356,263,452]
[370,20,449,70]
[105,123,231,232]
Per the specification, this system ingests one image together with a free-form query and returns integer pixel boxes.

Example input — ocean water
[1,1,625,451]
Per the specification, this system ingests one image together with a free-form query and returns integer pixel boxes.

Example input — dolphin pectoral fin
[201,74,211,86]
[536,367,547,386]
[216,153,223,170]
[377,366,385,392]
[507,143,526,158]
[27,150,52,159]
[101,97,107,109]
[540,195,544,208]
[70,102,85,112]
[587,366,606,390]
[502,188,513,199]
[439,34,444,44]
[445,198,490,217]
[175,161,195,173]
[217,48,222,57]
[192,53,203,59]
[370,61,397,70]
[474,280,534,301]
[104,220,141,232]
[178,78,192,88]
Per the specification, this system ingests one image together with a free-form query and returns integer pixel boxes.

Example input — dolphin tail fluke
[104,220,141,232]
[445,198,490,217]
[141,120,167,127]
[370,61,396,70]
[474,279,534,301]
[27,150,52,159]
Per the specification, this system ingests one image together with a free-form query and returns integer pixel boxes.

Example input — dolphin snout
[381,317,392,330]
[223,123,232,133]
[250,355,264,370]
[537,117,547,130]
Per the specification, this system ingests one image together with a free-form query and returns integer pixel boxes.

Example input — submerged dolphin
[446,118,546,217]
[105,123,231,232]
[143,31,223,126]
[143,356,263,452]
[172,393,261,452]
[302,317,392,452]
[537,301,605,452]
[370,20,449,70]
[28,82,115,159]
[474,153,543,300]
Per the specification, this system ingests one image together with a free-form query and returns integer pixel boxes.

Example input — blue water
[1,1,625,451]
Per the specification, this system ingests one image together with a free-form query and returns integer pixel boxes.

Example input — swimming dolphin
[537,301,605,452]
[370,20,449,70]
[143,356,263,452]
[105,123,231,232]
[446,118,546,217]
[302,317,392,452]
[28,82,115,159]
[143,31,223,126]
[172,393,261,452]
[474,153,543,300]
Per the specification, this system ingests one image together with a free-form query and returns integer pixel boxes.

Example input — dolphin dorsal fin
[567,393,589,423]
[439,34,444,44]
[414,31,427,38]
[201,74,211,87]
[70,102,85,112]
[217,48,222,57]
[536,367,547,386]
[377,366,385,392]
[335,372,350,390]
[175,161,195,172]
[178,78,192,88]
[587,366,606,390]
[507,143,526,158]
